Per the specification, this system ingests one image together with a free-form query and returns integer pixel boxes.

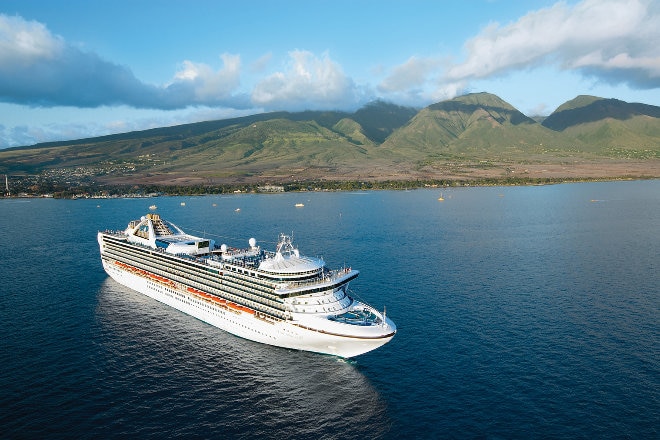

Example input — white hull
[102,260,393,358]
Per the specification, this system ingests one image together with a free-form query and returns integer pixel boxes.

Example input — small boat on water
[295,203,304,207]
[149,204,157,210]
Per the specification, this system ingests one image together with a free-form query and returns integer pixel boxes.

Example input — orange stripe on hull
[114,260,254,315]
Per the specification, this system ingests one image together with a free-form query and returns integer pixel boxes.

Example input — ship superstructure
[98,213,396,357]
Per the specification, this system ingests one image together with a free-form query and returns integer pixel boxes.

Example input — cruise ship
[98,213,396,357]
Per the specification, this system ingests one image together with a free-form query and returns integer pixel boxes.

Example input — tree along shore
[3,176,656,199]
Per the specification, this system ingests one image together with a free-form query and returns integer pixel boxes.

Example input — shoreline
[4,158,659,198]
[2,175,657,199]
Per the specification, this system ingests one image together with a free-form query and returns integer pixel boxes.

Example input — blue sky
[1,0,659,148]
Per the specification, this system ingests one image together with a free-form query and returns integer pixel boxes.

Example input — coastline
[2,175,658,199]
[3,159,659,198]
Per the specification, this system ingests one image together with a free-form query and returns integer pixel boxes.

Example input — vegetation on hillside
[1,93,658,191]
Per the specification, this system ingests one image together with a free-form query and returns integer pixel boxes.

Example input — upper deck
[126,213,213,255]
[101,215,358,298]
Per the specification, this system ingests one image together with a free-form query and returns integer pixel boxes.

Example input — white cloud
[444,0,660,88]
[0,14,250,110]
[2,1,660,147]
[0,15,64,65]
[378,56,440,93]
[0,14,362,113]
[251,50,362,110]
[428,81,468,104]
[172,53,241,101]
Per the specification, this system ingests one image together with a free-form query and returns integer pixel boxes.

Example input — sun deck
[329,309,383,326]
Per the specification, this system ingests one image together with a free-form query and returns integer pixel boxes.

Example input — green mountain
[378,92,578,163]
[0,103,416,176]
[543,95,660,130]
[1,93,658,184]
[352,100,419,143]
[542,95,660,154]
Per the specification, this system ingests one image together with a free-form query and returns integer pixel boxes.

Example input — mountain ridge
[543,95,660,131]
[1,92,658,186]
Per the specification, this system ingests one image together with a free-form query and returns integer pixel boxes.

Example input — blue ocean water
[0,180,658,439]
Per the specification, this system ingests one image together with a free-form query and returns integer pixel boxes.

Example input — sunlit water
[1,181,657,439]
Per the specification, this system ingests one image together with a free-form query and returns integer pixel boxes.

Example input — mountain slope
[543,95,660,130]
[156,118,372,175]
[0,93,658,183]
[0,100,419,174]
[542,96,660,154]
[351,101,419,143]
[378,92,576,162]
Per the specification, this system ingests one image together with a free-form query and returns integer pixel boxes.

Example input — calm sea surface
[0,181,658,439]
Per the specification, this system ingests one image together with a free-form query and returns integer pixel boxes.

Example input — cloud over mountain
[0,15,363,112]
[251,50,363,110]
[444,0,660,89]
[0,15,257,110]
[1,0,659,149]
[2,0,659,114]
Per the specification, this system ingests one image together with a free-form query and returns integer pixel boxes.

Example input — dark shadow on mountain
[427,101,536,126]
[16,102,416,151]
[543,99,660,131]
[352,101,418,143]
